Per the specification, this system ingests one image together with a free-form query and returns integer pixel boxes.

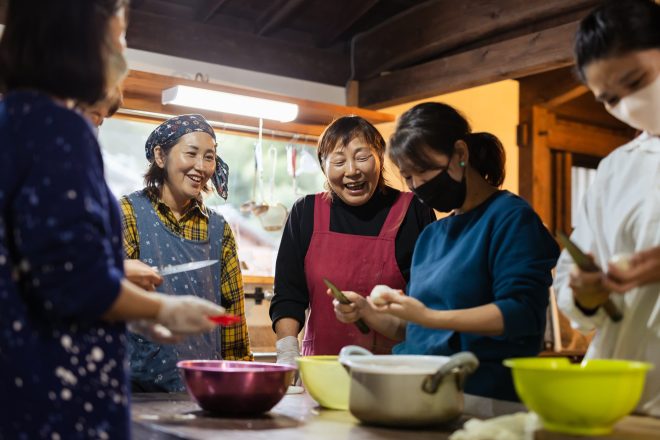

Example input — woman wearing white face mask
[553,0,660,416]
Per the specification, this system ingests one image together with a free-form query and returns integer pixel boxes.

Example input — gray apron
[126,191,224,392]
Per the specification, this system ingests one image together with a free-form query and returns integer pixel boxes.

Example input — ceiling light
[162,85,299,123]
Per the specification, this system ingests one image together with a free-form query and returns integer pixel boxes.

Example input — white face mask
[606,74,660,135]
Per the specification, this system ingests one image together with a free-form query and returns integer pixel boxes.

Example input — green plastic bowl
[296,355,349,410]
[504,357,653,436]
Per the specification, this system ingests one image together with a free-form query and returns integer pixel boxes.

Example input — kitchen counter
[131,393,660,440]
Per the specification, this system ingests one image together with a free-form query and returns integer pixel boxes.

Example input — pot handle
[339,345,372,360]
[421,351,479,395]
[338,345,373,371]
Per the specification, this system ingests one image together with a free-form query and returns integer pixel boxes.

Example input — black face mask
[412,168,466,213]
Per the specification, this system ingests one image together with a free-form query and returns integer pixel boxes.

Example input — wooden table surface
[131,392,660,440]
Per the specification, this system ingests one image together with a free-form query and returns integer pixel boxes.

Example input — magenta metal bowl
[177,360,296,415]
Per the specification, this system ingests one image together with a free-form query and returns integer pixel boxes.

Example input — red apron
[302,191,413,355]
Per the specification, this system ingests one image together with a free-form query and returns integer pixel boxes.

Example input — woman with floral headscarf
[120,114,253,392]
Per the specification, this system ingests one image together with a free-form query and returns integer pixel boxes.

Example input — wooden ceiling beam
[519,67,584,110]
[126,10,349,85]
[543,85,590,109]
[519,68,630,130]
[358,21,580,109]
[255,0,307,37]
[195,0,230,23]
[352,0,599,80]
[316,0,380,48]
[548,119,631,157]
[0,0,7,23]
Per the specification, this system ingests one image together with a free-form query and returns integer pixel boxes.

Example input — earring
[459,161,465,167]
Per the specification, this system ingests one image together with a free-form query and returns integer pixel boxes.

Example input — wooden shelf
[243,275,274,286]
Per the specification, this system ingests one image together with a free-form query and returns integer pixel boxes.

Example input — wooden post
[531,106,553,229]
[345,80,359,107]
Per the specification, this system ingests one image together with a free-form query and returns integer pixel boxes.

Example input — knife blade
[323,278,370,334]
[156,260,218,277]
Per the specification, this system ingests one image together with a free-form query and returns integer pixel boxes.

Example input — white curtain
[571,166,597,228]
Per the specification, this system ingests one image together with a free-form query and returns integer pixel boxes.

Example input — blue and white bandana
[145,114,229,199]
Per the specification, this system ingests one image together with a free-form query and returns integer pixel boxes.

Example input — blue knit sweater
[394,191,559,401]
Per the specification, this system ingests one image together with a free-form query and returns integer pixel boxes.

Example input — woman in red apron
[270,116,435,363]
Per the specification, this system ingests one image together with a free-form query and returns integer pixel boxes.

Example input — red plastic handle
[208,315,241,325]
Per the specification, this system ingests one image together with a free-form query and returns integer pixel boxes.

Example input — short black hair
[389,102,505,188]
[574,0,660,80]
[0,0,129,105]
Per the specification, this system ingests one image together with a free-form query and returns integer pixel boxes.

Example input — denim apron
[126,191,223,392]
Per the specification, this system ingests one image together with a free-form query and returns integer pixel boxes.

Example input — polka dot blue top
[0,91,129,439]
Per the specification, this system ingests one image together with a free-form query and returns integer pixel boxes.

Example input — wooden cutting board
[535,416,660,440]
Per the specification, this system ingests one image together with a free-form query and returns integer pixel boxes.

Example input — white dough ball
[370,285,398,306]
[609,253,632,271]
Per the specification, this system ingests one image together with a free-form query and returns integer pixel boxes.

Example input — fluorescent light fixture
[162,85,299,123]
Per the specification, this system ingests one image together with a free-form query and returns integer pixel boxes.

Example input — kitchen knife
[556,231,623,322]
[323,278,371,334]
[156,259,218,277]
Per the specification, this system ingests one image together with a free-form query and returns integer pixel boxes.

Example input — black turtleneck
[269,187,436,331]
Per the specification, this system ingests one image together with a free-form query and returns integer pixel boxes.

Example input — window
[570,168,597,229]
[98,117,325,276]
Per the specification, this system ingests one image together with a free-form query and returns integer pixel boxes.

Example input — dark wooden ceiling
[125,0,602,107]
[127,0,419,86]
[0,0,605,108]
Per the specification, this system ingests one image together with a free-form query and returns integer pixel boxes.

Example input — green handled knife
[323,278,370,335]
[556,231,623,322]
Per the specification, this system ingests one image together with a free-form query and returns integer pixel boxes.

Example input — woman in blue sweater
[333,102,559,401]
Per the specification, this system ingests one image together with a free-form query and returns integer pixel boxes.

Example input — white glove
[155,294,225,335]
[276,336,300,367]
[127,320,183,344]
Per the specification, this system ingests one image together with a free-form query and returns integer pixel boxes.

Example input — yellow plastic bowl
[296,355,349,410]
[504,357,653,436]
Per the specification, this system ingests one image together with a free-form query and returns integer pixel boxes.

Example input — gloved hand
[276,336,301,386]
[275,336,300,366]
[127,320,183,344]
[155,294,225,335]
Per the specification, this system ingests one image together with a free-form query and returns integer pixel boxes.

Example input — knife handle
[335,297,370,334]
[602,298,623,322]
[355,319,371,334]
[556,232,624,323]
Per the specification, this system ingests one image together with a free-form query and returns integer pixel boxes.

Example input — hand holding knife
[324,278,371,334]
[557,232,623,322]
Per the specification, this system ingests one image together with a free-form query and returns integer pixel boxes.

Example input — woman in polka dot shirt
[0,1,227,438]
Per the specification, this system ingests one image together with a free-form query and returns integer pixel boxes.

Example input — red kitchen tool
[208,315,241,326]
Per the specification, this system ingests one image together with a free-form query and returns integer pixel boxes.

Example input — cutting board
[535,416,660,440]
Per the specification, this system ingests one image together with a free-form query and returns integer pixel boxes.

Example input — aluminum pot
[177,360,296,415]
[339,346,479,427]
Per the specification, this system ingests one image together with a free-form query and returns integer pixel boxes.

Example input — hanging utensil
[239,140,259,213]
[286,144,300,196]
[240,118,268,215]
[255,145,288,231]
